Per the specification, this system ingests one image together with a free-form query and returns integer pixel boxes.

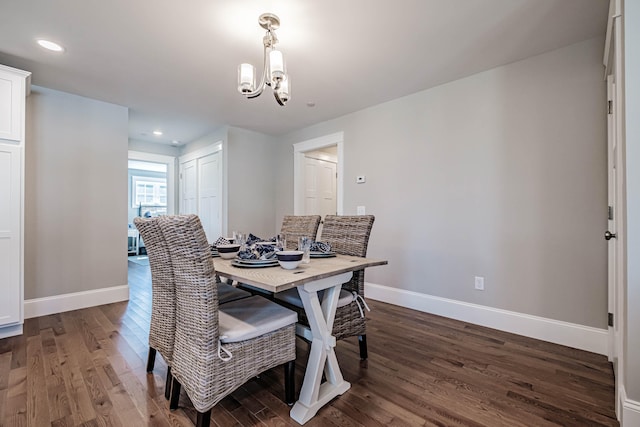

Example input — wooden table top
[214,254,387,293]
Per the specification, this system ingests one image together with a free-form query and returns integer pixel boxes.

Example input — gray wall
[274,37,607,328]
[180,127,227,157]
[624,0,640,403]
[227,127,278,238]
[177,126,278,239]
[25,86,128,299]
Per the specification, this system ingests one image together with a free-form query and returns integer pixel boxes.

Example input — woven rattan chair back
[280,215,321,250]
[133,217,175,367]
[319,215,375,296]
[157,215,220,413]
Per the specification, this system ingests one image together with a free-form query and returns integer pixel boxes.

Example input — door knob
[605,231,617,240]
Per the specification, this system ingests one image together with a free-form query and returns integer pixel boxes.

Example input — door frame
[293,132,344,215]
[128,150,176,215]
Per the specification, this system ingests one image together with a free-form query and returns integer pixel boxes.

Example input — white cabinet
[0,64,30,338]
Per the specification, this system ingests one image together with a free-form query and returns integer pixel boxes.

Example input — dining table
[214,253,387,425]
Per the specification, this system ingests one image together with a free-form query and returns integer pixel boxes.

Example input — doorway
[293,132,344,221]
[127,151,176,256]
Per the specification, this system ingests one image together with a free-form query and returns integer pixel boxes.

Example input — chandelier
[237,13,290,106]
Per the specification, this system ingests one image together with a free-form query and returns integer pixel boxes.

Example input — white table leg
[290,272,352,425]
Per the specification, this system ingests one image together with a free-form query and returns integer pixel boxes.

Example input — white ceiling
[0,0,608,145]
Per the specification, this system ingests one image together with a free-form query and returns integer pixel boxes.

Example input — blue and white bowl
[276,250,303,270]
[217,244,241,259]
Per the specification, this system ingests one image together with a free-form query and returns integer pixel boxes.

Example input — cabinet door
[0,71,23,142]
[0,145,21,325]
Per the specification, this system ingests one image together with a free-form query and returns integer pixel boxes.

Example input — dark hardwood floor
[0,261,618,426]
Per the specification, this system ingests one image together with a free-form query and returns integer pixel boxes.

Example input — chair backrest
[157,214,220,411]
[134,217,175,365]
[280,215,321,250]
[319,215,375,295]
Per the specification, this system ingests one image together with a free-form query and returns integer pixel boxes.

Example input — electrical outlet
[474,276,484,290]
[357,206,366,215]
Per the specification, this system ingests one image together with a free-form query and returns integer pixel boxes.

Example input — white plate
[231,260,278,268]
[310,251,337,258]
[235,258,278,265]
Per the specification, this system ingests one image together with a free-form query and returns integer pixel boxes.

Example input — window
[132,176,167,208]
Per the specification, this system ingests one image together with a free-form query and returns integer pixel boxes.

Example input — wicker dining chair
[280,215,321,250]
[158,215,297,427]
[275,215,375,361]
[133,217,177,400]
[134,217,251,401]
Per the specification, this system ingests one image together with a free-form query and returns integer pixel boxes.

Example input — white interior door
[604,8,625,417]
[180,159,197,215]
[606,75,618,365]
[304,156,336,218]
[198,152,221,242]
[304,157,319,215]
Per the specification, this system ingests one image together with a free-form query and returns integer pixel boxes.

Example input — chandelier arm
[243,44,270,98]
[274,90,286,106]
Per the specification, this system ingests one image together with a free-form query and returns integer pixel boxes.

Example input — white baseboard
[622,386,640,426]
[365,282,608,355]
[24,285,130,319]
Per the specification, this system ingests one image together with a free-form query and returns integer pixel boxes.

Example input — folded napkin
[237,245,277,260]
[246,233,276,246]
[214,236,231,246]
[310,241,332,253]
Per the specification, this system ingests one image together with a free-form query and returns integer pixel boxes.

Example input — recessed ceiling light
[36,39,65,52]
[152,130,163,136]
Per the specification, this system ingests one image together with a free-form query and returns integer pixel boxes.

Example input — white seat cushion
[218,283,251,304]
[219,296,298,343]
[275,288,355,309]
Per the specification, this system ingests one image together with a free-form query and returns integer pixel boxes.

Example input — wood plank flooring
[0,261,618,426]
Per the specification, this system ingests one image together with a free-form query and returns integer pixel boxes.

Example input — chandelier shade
[237,13,290,106]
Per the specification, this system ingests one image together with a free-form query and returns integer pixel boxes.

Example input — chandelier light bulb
[276,76,290,105]
[269,50,285,83]
[238,63,256,93]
